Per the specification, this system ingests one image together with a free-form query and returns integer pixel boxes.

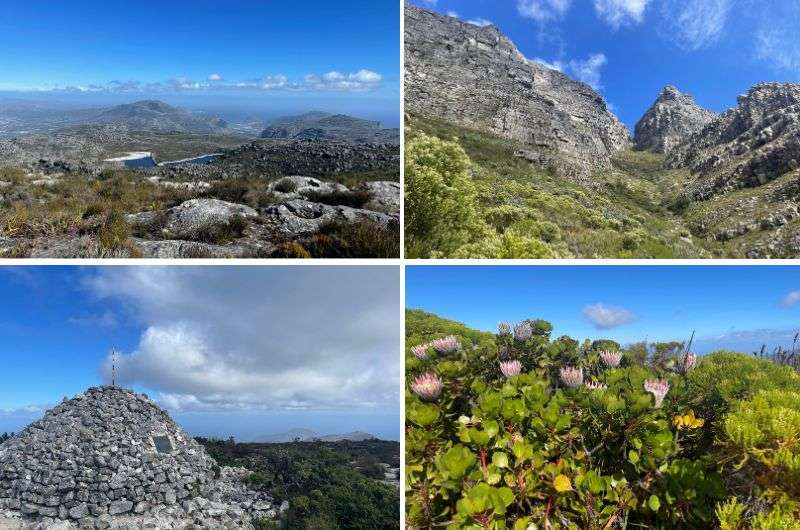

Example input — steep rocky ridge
[634,85,716,154]
[404,4,630,183]
[666,83,800,199]
[92,100,228,134]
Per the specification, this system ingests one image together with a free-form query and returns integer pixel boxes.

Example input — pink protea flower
[680,352,697,373]
[600,350,623,368]
[514,322,533,341]
[411,373,443,401]
[411,344,429,360]
[499,360,522,378]
[644,379,670,408]
[559,367,583,388]
[585,381,608,391]
[497,322,512,336]
[430,335,459,354]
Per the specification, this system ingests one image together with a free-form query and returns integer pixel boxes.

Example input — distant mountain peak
[252,428,378,443]
[259,111,398,144]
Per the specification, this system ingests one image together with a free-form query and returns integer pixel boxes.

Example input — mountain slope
[92,100,228,134]
[634,85,716,154]
[260,111,399,144]
[253,428,377,443]
[404,4,630,183]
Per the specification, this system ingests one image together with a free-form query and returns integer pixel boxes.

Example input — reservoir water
[104,152,221,168]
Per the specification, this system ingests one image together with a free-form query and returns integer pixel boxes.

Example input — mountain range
[405,4,800,258]
[252,428,378,443]
[260,111,400,144]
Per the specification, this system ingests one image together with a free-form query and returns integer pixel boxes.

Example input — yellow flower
[554,474,572,492]
[673,410,705,429]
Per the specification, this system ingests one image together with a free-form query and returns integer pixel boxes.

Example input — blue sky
[407,265,800,355]
[0,267,400,441]
[411,0,800,130]
[0,0,400,125]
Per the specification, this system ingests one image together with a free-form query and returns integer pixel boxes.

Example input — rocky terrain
[260,111,400,144]
[405,4,800,258]
[634,85,717,154]
[0,125,400,258]
[0,386,284,529]
[405,3,630,183]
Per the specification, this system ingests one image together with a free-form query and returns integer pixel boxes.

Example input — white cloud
[84,267,400,413]
[660,0,731,50]
[583,303,637,329]
[594,0,649,29]
[467,17,493,27]
[30,69,383,94]
[567,53,608,89]
[446,10,459,17]
[782,291,800,307]
[517,0,572,22]
[304,69,382,91]
[534,57,565,71]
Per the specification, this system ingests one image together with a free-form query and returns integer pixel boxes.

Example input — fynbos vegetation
[404,310,800,529]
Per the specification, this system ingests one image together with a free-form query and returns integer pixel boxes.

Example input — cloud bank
[594,0,650,28]
[29,70,384,94]
[83,267,400,413]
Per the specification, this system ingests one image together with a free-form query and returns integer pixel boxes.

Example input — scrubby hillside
[405,309,800,529]
[405,116,710,258]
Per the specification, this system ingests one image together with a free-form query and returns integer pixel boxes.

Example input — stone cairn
[0,386,281,529]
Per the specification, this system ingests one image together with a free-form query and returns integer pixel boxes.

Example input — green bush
[404,134,487,257]
[405,310,800,529]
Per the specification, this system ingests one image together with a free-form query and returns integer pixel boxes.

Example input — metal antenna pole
[112,349,116,387]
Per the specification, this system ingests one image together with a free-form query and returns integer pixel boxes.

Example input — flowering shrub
[405,310,800,529]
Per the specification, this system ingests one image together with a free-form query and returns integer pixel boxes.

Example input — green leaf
[628,450,640,464]
[648,495,661,511]
[408,402,439,427]
[492,452,509,469]
[438,445,476,480]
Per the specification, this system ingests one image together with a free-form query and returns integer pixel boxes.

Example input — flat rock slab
[359,181,400,216]
[133,239,269,259]
[262,199,396,238]
[127,198,257,241]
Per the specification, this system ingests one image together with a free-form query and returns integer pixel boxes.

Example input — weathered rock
[634,85,716,154]
[359,181,401,216]
[126,198,257,241]
[132,239,266,259]
[666,82,800,199]
[268,175,349,202]
[261,199,397,239]
[404,3,630,182]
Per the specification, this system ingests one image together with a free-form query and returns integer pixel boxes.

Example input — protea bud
[585,381,608,391]
[680,352,697,373]
[411,373,443,401]
[559,367,583,388]
[514,322,533,341]
[644,379,670,408]
[497,322,512,336]
[411,344,429,360]
[600,350,623,368]
[499,360,522,378]
[430,335,459,354]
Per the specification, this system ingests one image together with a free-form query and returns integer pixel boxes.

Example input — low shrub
[405,311,800,529]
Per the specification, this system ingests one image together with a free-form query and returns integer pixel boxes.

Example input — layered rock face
[0,386,278,529]
[405,4,630,182]
[666,82,800,199]
[634,85,716,154]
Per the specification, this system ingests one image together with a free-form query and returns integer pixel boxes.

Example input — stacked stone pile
[0,387,279,529]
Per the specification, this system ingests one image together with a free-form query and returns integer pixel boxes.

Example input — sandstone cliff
[665,82,800,200]
[634,85,716,154]
[404,4,630,183]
